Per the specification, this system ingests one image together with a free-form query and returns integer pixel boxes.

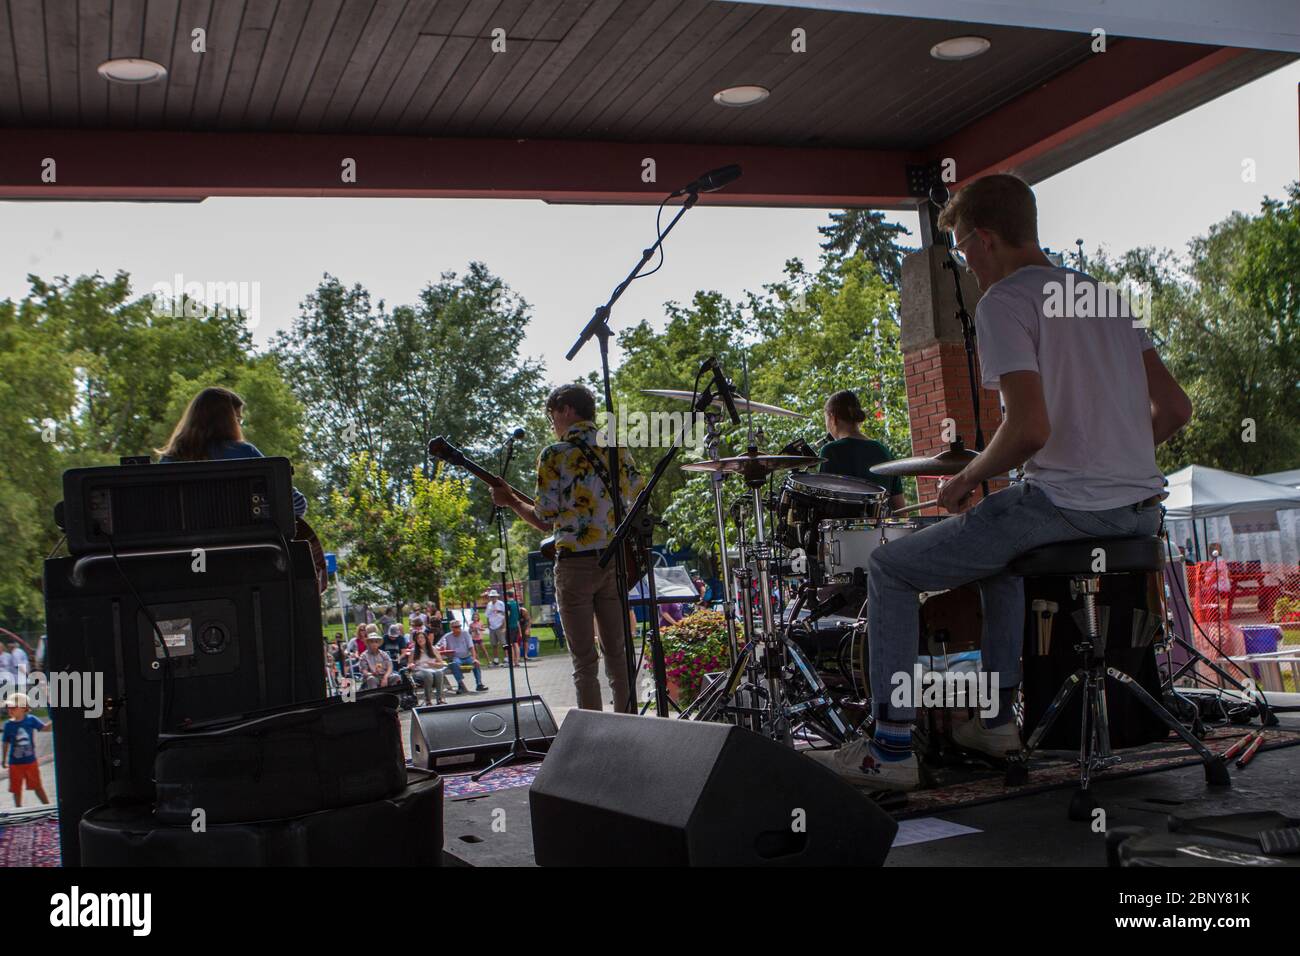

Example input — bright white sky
[2,61,1296,384]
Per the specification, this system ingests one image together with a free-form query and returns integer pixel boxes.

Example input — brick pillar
[899,246,1004,513]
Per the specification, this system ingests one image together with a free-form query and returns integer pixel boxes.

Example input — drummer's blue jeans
[868,482,1162,725]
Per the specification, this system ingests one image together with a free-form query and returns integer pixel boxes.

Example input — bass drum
[847,583,984,694]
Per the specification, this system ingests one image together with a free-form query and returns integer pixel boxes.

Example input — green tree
[273,265,546,512]
[1091,183,1300,474]
[327,454,481,614]
[1,272,302,625]
[818,209,912,288]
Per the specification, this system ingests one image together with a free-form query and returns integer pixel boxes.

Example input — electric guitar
[427,435,646,581]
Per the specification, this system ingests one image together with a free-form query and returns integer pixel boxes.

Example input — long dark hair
[157,386,244,460]
[824,390,867,425]
[410,630,433,663]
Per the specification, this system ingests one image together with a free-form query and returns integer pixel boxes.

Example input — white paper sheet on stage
[891,817,982,847]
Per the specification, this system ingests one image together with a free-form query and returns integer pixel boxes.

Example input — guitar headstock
[427,436,466,468]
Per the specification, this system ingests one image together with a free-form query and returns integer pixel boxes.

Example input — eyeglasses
[950,231,977,270]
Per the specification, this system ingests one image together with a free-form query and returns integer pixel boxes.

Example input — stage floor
[441,713,1300,867]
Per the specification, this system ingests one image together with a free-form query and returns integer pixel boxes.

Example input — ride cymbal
[681,451,823,481]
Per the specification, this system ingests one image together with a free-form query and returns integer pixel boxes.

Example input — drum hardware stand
[702,409,740,665]
[1019,575,1231,820]
[474,433,548,781]
[685,483,855,746]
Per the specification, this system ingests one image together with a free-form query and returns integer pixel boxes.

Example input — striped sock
[983,687,1019,728]
[871,720,914,762]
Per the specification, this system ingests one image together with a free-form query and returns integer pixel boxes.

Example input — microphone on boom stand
[671,164,742,198]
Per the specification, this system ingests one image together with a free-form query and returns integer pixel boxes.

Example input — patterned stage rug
[874,724,1300,819]
[0,817,62,867]
[440,761,542,800]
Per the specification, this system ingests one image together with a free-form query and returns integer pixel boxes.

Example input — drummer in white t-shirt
[809,173,1193,793]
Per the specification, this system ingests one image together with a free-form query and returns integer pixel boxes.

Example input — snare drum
[819,518,924,583]
[776,473,886,552]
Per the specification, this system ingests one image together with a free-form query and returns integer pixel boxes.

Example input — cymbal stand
[702,410,740,665]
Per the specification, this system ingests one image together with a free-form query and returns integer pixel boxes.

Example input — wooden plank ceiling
[0,1,1291,204]
[0,0,1096,149]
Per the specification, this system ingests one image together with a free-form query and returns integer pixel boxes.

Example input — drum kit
[648,388,982,747]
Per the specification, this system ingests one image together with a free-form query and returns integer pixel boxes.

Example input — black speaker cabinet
[80,771,443,867]
[43,539,326,866]
[410,695,557,771]
[530,711,897,866]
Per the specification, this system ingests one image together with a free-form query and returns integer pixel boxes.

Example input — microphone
[671,164,742,197]
[704,357,741,426]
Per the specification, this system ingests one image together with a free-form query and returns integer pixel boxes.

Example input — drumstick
[1221,732,1254,761]
[1237,731,1266,768]
[892,499,939,515]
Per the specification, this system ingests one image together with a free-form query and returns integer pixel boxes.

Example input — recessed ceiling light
[97,58,168,85]
[713,85,770,108]
[929,36,991,61]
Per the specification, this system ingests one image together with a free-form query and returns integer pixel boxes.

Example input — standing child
[3,693,50,806]
[468,610,488,665]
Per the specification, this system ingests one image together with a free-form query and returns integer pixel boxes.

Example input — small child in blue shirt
[3,693,50,806]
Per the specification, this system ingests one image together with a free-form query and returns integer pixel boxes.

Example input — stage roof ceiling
[0,0,1294,206]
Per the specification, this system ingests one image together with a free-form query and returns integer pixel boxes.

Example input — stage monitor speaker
[530,711,897,866]
[43,537,325,866]
[409,696,557,772]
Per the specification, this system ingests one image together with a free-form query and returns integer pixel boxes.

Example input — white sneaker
[805,739,919,792]
[951,718,1022,759]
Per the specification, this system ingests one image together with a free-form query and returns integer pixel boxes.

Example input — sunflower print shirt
[533,420,645,554]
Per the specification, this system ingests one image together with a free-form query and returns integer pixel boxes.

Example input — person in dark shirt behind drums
[820,390,906,512]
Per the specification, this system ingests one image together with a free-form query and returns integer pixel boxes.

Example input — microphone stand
[565,189,703,712]
[944,255,990,499]
[473,435,547,780]
[602,381,723,717]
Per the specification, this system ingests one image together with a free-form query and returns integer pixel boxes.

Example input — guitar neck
[437,447,534,507]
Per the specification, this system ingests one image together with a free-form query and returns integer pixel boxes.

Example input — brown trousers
[554,558,634,712]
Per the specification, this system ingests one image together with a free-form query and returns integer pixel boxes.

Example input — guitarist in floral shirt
[492,384,644,712]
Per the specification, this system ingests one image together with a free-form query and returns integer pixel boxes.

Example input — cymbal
[641,389,803,419]
[870,444,979,478]
[682,452,823,481]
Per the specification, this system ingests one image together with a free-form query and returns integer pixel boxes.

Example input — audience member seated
[436,619,488,695]
[358,632,401,690]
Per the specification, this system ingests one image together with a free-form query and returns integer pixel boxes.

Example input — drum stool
[1008,535,1230,820]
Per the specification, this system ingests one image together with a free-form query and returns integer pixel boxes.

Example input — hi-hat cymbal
[641,388,803,419]
[682,451,822,481]
[870,443,979,478]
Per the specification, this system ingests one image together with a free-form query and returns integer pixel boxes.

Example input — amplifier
[58,458,296,555]
[43,537,326,866]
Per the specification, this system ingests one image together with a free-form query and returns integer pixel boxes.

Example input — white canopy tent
[1163,465,1300,564]
[1258,469,1300,489]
